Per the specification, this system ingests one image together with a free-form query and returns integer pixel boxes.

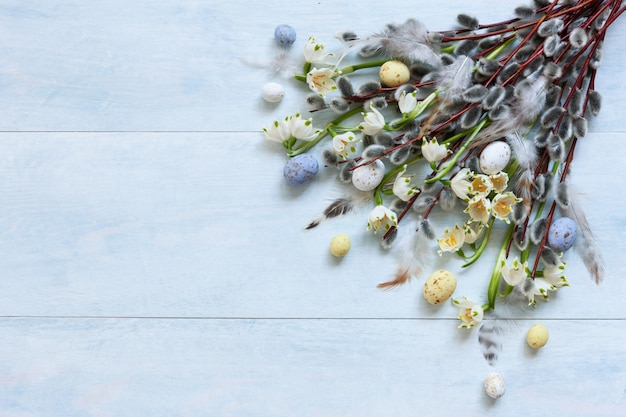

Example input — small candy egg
[379,60,411,87]
[261,82,285,103]
[526,324,550,348]
[274,24,296,46]
[423,269,457,305]
[484,373,506,399]
[547,217,577,252]
[329,234,351,257]
[479,141,511,175]
[283,154,319,185]
[351,160,385,191]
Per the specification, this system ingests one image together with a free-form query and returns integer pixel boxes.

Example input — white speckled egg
[351,160,385,191]
[479,141,511,175]
[423,269,457,305]
[261,82,285,103]
[484,373,506,399]
[547,217,577,252]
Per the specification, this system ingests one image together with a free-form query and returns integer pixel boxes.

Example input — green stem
[485,36,516,60]
[487,222,516,310]
[288,106,363,157]
[294,59,389,83]
[462,217,495,268]
[425,118,488,184]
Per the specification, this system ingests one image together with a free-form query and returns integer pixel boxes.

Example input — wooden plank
[0,317,624,416]
[0,131,623,319]
[0,0,624,131]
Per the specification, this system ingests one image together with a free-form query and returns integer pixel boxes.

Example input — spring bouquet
[261,0,620,388]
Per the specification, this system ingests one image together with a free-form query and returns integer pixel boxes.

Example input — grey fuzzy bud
[455,39,478,56]
[462,84,489,103]
[558,116,573,141]
[541,106,565,128]
[512,202,529,225]
[548,134,565,162]
[338,160,355,183]
[460,105,483,129]
[329,97,350,113]
[545,85,562,107]
[514,45,536,62]
[489,104,510,121]
[531,174,546,200]
[530,218,548,245]
[569,27,588,49]
[478,36,501,51]
[362,144,386,161]
[457,13,479,30]
[588,90,602,116]
[464,155,481,173]
[412,194,435,214]
[594,8,611,30]
[543,34,561,57]
[543,62,562,80]
[388,146,410,165]
[514,5,535,18]
[418,216,436,240]
[533,128,551,148]
[357,81,381,97]
[439,186,457,212]
[374,133,394,149]
[337,77,355,97]
[476,58,500,76]
[497,62,520,84]
[393,84,418,101]
[573,117,588,138]
[390,198,409,214]
[322,148,338,167]
[523,56,545,77]
[514,227,529,251]
[306,94,326,111]
[538,18,564,37]
[482,85,506,110]
[410,62,433,78]
[365,96,387,111]
[534,0,551,7]
[381,226,398,249]
[427,32,444,44]
[541,246,561,266]
[362,135,376,148]
[556,181,569,209]
[590,43,603,69]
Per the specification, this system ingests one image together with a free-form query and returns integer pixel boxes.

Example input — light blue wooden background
[1,0,625,415]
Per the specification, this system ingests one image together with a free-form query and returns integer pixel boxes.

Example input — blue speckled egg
[547,217,577,252]
[274,24,296,47]
[283,154,318,185]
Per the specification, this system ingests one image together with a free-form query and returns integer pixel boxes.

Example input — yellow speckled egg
[379,60,411,87]
[423,269,457,305]
[526,324,549,348]
[329,234,351,257]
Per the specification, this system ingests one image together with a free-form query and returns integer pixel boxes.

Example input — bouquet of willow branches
[262,0,620,363]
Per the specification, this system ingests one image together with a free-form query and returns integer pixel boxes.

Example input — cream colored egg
[379,60,411,87]
[329,234,351,257]
[479,141,511,175]
[526,324,550,348]
[423,269,457,305]
[484,373,506,399]
[351,160,385,191]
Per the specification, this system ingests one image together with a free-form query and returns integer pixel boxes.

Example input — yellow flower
[469,174,493,197]
[438,224,465,253]
[367,205,398,233]
[490,172,509,193]
[491,192,521,223]
[465,196,491,224]
[463,222,485,244]
[306,67,338,96]
[452,296,484,329]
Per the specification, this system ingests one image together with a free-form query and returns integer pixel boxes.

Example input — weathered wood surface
[0,0,625,415]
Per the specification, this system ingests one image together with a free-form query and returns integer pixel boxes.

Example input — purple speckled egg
[547,217,577,252]
[274,24,296,47]
[283,154,318,185]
